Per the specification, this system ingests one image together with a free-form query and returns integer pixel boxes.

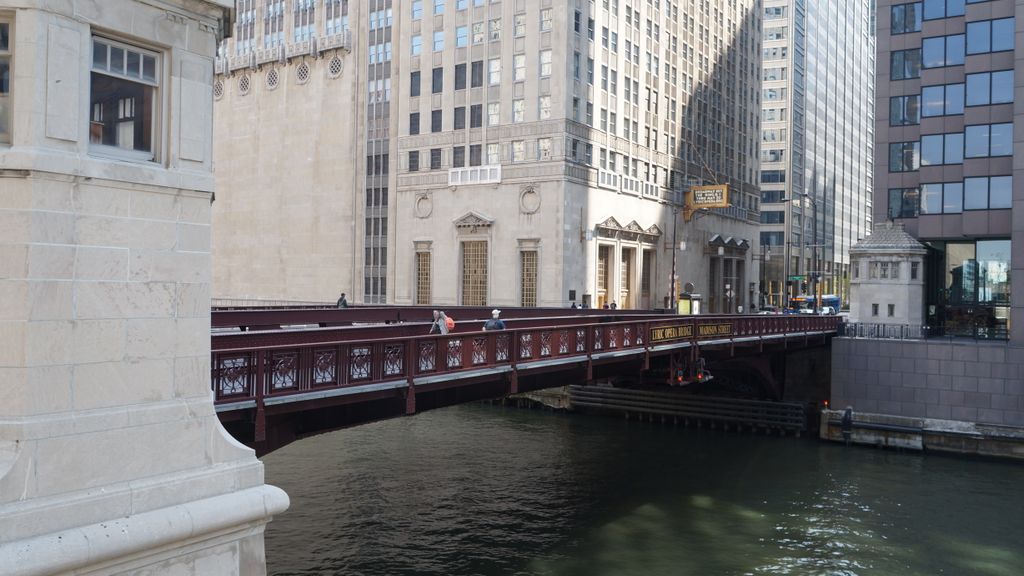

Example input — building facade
[0,0,287,573]
[213,0,764,311]
[758,0,875,309]
[877,0,1020,342]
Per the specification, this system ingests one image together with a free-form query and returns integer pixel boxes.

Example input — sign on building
[684,184,729,221]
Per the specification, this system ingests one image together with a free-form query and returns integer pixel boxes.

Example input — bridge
[210,307,840,455]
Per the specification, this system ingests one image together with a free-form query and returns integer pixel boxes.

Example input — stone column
[0,1,287,574]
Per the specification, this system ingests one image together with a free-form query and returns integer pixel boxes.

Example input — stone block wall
[832,338,1024,426]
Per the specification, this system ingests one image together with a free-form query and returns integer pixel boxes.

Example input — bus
[787,294,841,315]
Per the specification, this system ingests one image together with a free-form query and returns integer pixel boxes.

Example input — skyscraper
[213,1,764,311]
[876,0,1019,341]
[758,0,876,310]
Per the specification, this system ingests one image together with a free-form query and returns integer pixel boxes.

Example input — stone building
[848,222,927,325]
[212,0,765,311]
[0,1,286,573]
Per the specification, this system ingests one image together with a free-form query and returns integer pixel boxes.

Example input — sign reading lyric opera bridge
[650,322,734,343]
[684,184,730,221]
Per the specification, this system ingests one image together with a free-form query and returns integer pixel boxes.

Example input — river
[263,403,1024,576]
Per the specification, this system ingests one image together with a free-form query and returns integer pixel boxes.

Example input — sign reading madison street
[650,323,734,343]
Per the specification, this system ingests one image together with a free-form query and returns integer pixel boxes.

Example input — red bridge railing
[211,314,841,408]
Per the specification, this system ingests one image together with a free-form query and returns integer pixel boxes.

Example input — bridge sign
[650,322,734,343]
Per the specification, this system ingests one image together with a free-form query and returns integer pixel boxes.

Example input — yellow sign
[650,324,694,343]
[696,323,733,338]
[684,184,730,221]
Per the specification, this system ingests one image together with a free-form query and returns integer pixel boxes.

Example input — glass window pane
[976,240,1010,305]
[921,86,944,116]
[921,134,944,166]
[891,5,907,33]
[93,40,108,70]
[992,18,1015,52]
[945,35,965,66]
[943,182,963,213]
[921,183,944,214]
[946,84,964,114]
[966,73,990,106]
[989,176,1012,209]
[126,50,140,79]
[991,70,1013,104]
[923,0,944,20]
[0,22,8,51]
[922,37,945,68]
[967,21,990,54]
[946,243,976,304]
[964,177,988,210]
[990,123,1012,156]
[965,125,990,157]
[945,133,964,164]
[110,46,124,74]
[947,0,965,17]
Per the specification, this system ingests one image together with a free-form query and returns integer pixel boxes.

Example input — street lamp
[780,191,820,310]
[760,244,772,308]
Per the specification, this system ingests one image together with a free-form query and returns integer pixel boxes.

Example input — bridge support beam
[0,2,286,574]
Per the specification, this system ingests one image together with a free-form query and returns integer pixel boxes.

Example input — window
[472,22,485,44]
[514,14,526,37]
[966,70,1013,107]
[760,232,785,246]
[408,150,420,172]
[891,2,922,34]
[922,34,964,68]
[456,26,468,48]
[415,251,431,304]
[470,104,482,128]
[487,102,499,125]
[520,251,538,307]
[488,58,500,85]
[763,87,786,101]
[540,9,552,31]
[512,98,524,122]
[461,241,488,306]
[432,67,443,93]
[889,142,920,172]
[409,112,420,135]
[514,54,526,81]
[412,0,423,20]
[539,96,551,120]
[921,83,964,117]
[920,182,963,214]
[455,63,466,90]
[965,123,1012,158]
[487,143,499,164]
[889,188,920,219]
[434,0,444,15]
[920,132,964,165]
[454,106,466,129]
[433,30,444,52]
[888,304,896,317]
[430,148,442,170]
[540,50,552,77]
[0,21,10,144]
[911,262,919,280]
[410,71,421,96]
[891,49,921,80]
[964,176,1012,210]
[489,19,501,41]
[90,37,159,160]
[763,46,788,60]
[431,109,442,132]
[764,26,787,41]
[872,303,879,317]
[538,137,551,159]
[967,18,1014,55]
[763,67,787,81]
[890,95,920,126]
[512,140,525,162]
[923,0,964,20]
[760,211,785,224]
[294,0,316,41]
[761,170,786,184]
[471,60,483,87]
[411,35,422,55]
[452,146,465,168]
[765,6,786,19]
[469,144,481,166]
[457,0,467,10]
[761,149,785,163]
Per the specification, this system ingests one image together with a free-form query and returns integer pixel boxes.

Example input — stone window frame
[89,35,162,163]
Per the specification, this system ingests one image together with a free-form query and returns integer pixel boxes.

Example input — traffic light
[801,281,808,293]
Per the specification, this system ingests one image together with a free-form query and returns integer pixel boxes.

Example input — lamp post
[781,191,819,310]
[670,205,680,312]
[760,244,772,308]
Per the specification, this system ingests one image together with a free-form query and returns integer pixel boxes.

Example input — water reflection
[263,404,1024,576]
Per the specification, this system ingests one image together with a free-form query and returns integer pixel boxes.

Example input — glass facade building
[877,0,1021,340]
[759,0,876,309]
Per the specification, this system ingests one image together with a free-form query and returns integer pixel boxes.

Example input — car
[818,306,836,315]
[757,305,779,315]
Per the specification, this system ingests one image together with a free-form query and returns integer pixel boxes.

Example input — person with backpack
[429,310,453,334]
[482,309,506,331]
